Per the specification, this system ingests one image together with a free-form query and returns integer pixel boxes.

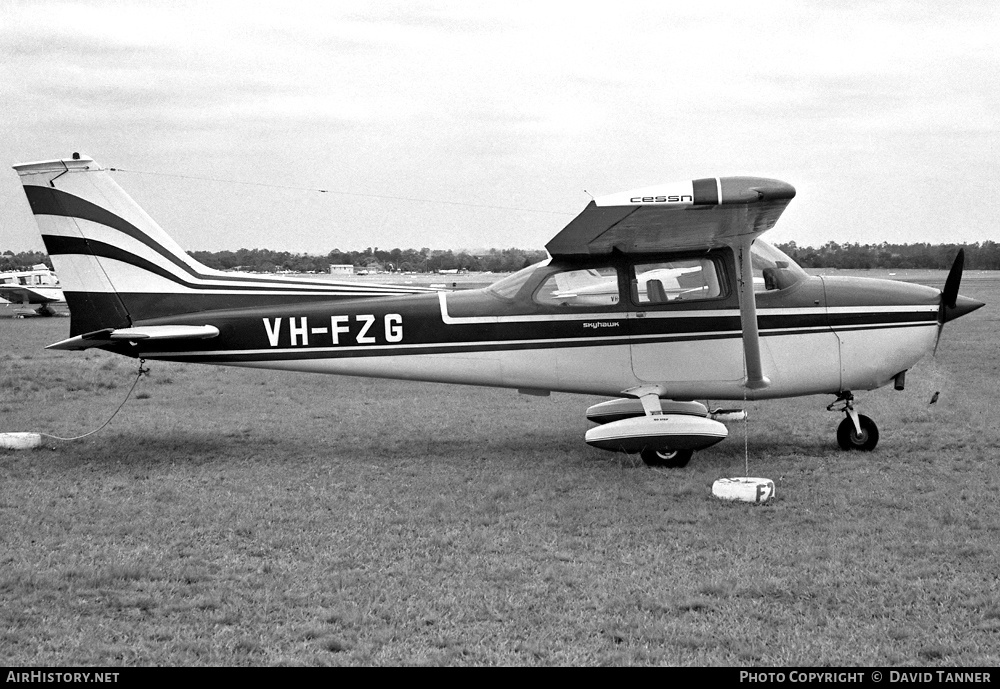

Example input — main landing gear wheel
[837,414,879,451]
[640,447,694,468]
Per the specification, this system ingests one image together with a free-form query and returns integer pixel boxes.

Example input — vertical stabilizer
[14,155,136,335]
[13,154,438,337]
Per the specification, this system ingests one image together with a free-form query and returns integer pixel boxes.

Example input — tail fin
[13,154,435,337]
[15,155,147,335]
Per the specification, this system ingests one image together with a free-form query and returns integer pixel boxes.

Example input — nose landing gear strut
[828,391,879,451]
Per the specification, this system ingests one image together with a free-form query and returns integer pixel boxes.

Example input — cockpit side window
[632,258,722,305]
[533,267,620,308]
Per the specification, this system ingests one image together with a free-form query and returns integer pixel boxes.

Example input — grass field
[1,275,998,666]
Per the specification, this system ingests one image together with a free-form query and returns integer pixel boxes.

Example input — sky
[1,0,997,254]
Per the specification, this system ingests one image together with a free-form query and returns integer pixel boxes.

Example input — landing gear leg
[828,391,879,451]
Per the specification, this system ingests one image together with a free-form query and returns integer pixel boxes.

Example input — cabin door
[627,256,744,384]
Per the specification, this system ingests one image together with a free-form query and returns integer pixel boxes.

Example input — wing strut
[737,237,770,390]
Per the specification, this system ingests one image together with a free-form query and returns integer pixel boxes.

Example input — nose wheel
[829,392,880,451]
[836,414,879,451]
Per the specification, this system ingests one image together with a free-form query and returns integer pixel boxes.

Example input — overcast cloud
[1,0,997,253]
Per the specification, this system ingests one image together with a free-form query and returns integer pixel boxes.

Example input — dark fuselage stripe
[139,319,936,363]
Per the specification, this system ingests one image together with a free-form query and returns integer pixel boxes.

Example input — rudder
[14,154,209,336]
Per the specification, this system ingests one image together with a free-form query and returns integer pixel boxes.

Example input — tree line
[1,250,51,272]
[184,246,550,274]
[773,241,1000,270]
[4,241,1000,274]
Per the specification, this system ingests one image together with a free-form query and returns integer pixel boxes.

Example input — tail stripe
[24,184,433,295]
[16,155,441,334]
[44,235,427,296]
[26,184,215,285]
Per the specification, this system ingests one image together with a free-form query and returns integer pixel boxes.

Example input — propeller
[934,249,965,355]
[928,249,986,404]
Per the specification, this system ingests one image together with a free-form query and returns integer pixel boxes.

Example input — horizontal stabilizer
[47,324,220,351]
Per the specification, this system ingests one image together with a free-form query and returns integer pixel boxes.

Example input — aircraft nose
[942,294,985,324]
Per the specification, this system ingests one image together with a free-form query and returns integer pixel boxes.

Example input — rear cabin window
[633,258,721,304]
[534,267,620,308]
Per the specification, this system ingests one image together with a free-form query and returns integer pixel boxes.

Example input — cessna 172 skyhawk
[0,263,64,317]
[13,154,983,467]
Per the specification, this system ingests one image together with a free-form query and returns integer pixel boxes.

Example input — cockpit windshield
[488,259,550,299]
[751,240,807,291]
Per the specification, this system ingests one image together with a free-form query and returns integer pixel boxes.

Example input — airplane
[0,263,64,317]
[12,153,984,467]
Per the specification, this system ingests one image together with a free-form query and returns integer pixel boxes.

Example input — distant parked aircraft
[0,264,64,317]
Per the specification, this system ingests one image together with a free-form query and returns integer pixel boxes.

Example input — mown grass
[1,276,998,666]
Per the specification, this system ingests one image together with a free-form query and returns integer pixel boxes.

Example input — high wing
[0,284,63,305]
[546,177,795,257]
[546,176,796,391]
